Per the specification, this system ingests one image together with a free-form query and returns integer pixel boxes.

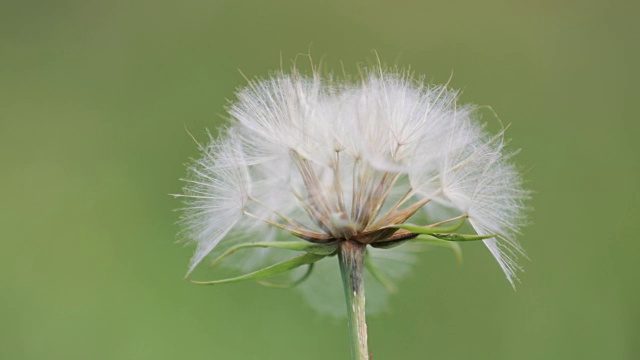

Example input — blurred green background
[1,0,638,359]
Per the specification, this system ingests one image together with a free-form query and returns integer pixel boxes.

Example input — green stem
[338,241,369,360]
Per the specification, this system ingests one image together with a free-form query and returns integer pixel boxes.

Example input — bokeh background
[2,0,638,359]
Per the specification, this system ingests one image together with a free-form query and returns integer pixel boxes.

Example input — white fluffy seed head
[178,66,529,288]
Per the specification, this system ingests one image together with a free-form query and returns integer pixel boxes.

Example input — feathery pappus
[176,64,529,317]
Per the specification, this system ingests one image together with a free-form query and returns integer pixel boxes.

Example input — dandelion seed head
[178,64,529,306]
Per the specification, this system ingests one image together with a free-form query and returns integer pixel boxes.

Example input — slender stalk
[338,241,369,360]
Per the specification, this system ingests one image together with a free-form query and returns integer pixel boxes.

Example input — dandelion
[176,64,528,360]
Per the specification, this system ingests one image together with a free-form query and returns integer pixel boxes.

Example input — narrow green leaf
[432,233,497,242]
[209,241,337,268]
[383,218,466,235]
[414,235,463,264]
[256,263,315,288]
[191,253,326,285]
